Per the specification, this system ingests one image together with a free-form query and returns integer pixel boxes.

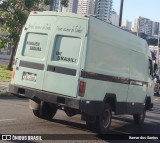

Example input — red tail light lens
[79,82,86,96]
[11,68,15,80]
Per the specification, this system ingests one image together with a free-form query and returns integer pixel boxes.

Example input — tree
[0,0,69,70]
[48,0,69,11]
[61,0,69,7]
[0,0,45,70]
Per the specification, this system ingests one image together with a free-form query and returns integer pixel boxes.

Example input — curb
[0,80,9,94]
[0,91,11,96]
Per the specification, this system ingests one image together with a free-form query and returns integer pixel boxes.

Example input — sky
[113,0,160,23]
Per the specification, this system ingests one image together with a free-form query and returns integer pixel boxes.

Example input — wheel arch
[103,93,117,112]
[145,96,152,110]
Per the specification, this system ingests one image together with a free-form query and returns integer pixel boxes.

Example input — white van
[8,11,154,134]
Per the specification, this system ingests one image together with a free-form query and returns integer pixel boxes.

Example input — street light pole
[137,17,140,37]
[158,33,159,48]
[58,0,62,12]
[158,31,160,68]
[119,0,124,27]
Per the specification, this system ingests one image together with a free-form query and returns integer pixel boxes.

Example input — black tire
[98,103,112,134]
[86,120,98,131]
[33,102,57,120]
[133,109,146,125]
[33,109,41,118]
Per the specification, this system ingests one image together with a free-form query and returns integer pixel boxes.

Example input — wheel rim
[102,109,111,128]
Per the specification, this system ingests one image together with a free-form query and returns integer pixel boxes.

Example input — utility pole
[158,35,159,49]
[58,0,62,12]
[119,0,124,27]
[137,17,140,37]
[158,30,160,69]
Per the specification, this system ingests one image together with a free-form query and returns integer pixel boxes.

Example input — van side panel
[127,51,147,103]
[82,17,150,113]
[82,17,132,102]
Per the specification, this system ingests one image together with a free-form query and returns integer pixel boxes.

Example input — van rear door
[42,16,87,98]
[13,15,57,90]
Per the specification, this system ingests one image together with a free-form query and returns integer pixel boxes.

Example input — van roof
[30,11,89,20]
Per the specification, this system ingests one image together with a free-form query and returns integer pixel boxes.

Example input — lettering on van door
[23,33,48,58]
[56,25,84,33]
[56,52,77,63]
[27,41,41,51]
[52,36,81,64]
[28,23,51,31]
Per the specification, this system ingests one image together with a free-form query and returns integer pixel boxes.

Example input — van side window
[148,59,153,76]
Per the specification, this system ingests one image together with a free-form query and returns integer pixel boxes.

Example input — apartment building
[134,17,153,36]
[122,20,132,31]
[95,0,113,22]
[110,10,119,26]
[77,0,95,15]
[40,0,113,21]
[62,0,78,13]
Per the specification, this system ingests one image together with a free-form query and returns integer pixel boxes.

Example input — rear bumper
[8,84,103,116]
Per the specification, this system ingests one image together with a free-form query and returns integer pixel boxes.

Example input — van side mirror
[154,77,157,82]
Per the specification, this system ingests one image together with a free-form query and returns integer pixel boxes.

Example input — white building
[110,11,119,26]
[132,18,138,32]
[95,0,113,22]
[77,0,95,15]
[62,0,78,13]
[88,0,95,15]
[134,17,153,36]
[122,20,132,31]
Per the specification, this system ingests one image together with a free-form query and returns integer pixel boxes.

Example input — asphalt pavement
[0,95,160,143]
[0,56,160,142]
[0,82,9,94]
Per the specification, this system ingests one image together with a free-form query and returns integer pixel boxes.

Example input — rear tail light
[79,82,86,97]
[11,58,18,80]
[11,68,15,80]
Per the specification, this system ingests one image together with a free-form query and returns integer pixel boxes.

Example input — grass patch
[0,65,11,82]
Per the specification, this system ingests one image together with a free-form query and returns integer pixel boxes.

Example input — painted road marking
[0,118,16,122]
[111,129,130,134]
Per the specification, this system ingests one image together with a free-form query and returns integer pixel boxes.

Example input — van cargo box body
[8,11,154,134]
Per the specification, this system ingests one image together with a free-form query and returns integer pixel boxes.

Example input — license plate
[23,72,37,82]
